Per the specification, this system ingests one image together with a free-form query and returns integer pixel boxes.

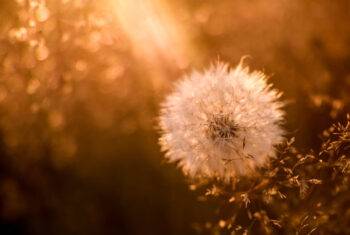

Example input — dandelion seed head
[159,61,285,181]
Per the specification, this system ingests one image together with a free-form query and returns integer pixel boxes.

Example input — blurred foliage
[0,0,349,234]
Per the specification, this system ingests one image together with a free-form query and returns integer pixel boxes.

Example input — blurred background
[0,0,349,234]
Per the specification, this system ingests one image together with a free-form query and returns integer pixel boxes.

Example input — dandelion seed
[158,61,285,181]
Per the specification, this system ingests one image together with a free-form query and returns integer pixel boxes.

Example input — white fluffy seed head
[158,61,285,182]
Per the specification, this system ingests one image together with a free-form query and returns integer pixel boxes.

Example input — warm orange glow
[112,0,191,69]
[1,0,350,234]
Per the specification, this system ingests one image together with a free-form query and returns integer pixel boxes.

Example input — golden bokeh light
[0,0,349,234]
[112,0,191,65]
